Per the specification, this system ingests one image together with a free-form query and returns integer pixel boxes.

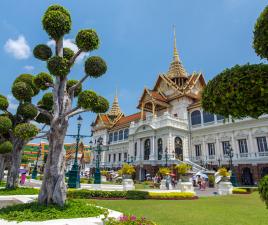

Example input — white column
[248,129,256,158]
[150,136,155,160]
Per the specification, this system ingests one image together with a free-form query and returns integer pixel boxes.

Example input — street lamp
[94,136,103,184]
[68,115,83,188]
[164,147,168,167]
[217,157,221,167]
[32,143,42,179]
[226,143,238,187]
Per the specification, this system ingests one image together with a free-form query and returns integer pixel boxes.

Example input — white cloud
[47,39,88,63]
[24,65,34,71]
[7,94,18,111]
[4,35,31,59]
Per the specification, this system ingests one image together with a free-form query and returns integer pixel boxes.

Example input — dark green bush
[67,189,127,199]
[0,116,12,134]
[17,103,38,120]
[85,56,107,78]
[34,72,53,90]
[41,92,53,110]
[47,56,70,77]
[33,44,52,61]
[14,74,39,96]
[91,95,109,113]
[63,47,75,60]
[12,82,34,101]
[76,29,99,51]
[126,190,149,200]
[0,95,8,111]
[77,90,98,109]
[0,141,13,154]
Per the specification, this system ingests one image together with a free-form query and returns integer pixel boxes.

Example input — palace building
[90,30,268,185]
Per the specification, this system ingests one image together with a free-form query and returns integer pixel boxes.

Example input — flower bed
[104,214,157,225]
[232,188,250,194]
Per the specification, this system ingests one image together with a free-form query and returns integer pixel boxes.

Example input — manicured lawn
[0,187,39,195]
[93,193,268,225]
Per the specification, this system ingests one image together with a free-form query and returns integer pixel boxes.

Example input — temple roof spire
[108,89,123,117]
[167,26,188,79]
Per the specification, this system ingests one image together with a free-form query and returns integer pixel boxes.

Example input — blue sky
[0,0,267,144]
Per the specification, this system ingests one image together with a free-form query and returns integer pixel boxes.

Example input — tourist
[166,174,171,190]
[20,172,26,185]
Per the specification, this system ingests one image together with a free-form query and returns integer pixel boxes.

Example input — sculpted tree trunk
[0,154,5,182]
[6,138,25,189]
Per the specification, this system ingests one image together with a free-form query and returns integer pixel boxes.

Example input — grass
[0,199,105,222]
[0,187,39,195]
[0,181,5,187]
[93,193,268,225]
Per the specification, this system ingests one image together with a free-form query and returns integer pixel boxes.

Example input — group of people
[193,175,207,190]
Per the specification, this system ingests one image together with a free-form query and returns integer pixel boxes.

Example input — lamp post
[217,157,221,168]
[68,115,83,188]
[94,137,103,184]
[32,143,42,179]
[226,143,238,187]
[164,147,168,167]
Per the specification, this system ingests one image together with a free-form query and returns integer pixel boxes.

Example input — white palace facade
[90,32,268,185]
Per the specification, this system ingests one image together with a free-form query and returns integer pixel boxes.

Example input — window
[208,143,215,155]
[113,154,116,162]
[191,110,201,126]
[217,115,225,121]
[195,144,201,157]
[238,139,248,153]
[222,141,230,155]
[203,111,214,123]
[108,154,111,162]
[134,142,137,160]
[144,139,150,160]
[158,138,163,160]
[119,130,123,141]
[108,133,113,143]
[124,129,129,139]
[118,153,121,162]
[257,137,268,152]
[113,132,118,142]
[124,152,127,162]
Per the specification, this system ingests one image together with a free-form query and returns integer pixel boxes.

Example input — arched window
[158,138,163,160]
[144,139,150,160]
[124,129,129,139]
[203,111,215,123]
[113,132,118,142]
[191,110,201,125]
[175,137,183,160]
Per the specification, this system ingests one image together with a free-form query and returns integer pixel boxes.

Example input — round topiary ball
[0,141,13,154]
[77,90,98,109]
[91,95,109,113]
[14,123,39,140]
[42,9,71,40]
[35,113,51,125]
[41,92,53,110]
[45,4,71,20]
[47,56,70,77]
[253,6,268,60]
[17,103,38,120]
[85,56,107,78]
[14,74,39,96]
[34,72,53,90]
[0,116,12,134]
[33,44,52,61]
[63,47,75,60]
[12,82,34,101]
[67,80,82,97]
[0,95,9,111]
[76,29,99,51]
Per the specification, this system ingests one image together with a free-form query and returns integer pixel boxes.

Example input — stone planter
[177,181,195,193]
[101,175,107,182]
[218,181,233,195]
[122,178,134,191]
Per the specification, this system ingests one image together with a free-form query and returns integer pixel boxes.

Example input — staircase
[183,159,209,173]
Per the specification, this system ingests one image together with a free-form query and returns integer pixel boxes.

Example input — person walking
[20,172,26,185]
[165,174,171,190]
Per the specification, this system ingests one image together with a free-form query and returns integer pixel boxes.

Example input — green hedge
[0,188,39,195]
[67,189,127,199]
[148,192,195,199]
[126,190,149,200]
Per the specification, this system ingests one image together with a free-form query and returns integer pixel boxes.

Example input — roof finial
[173,25,180,62]
[108,88,123,117]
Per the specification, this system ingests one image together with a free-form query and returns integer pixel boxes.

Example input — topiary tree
[259,175,268,208]
[201,5,268,119]
[30,5,109,206]
[0,80,40,189]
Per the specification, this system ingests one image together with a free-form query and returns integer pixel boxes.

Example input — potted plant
[175,163,194,193]
[217,167,233,195]
[120,163,135,190]
[101,170,108,182]
[208,175,215,188]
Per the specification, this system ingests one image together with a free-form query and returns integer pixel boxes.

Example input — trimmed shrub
[0,141,13,154]
[41,92,53,110]
[34,72,53,90]
[63,47,75,60]
[76,29,99,51]
[91,95,109,113]
[47,56,70,77]
[259,175,268,208]
[12,82,34,101]
[14,74,39,96]
[126,190,149,200]
[0,95,9,111]
[33,44,52,61]
[17,103,38,120]
[77,90,98,109]
[14,123,39,140]
[0,116,12,134]
[148,192,195,199]
[85,56,107,78]
[232,188,248,194]
[67,189,127,199]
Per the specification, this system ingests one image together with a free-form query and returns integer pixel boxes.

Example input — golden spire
[108,89,123,117]
[167,25,188,79]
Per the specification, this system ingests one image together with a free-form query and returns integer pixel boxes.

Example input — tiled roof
[149,90,168,102]
[113,112,142,127]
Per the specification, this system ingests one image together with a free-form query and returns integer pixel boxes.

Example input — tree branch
[69,49,83,65]
[45,82,54,89]
[68,108,89,118]
[68,74,89,96]
[33,105,53,120]
[30,132,49,141]
[62,106,79,118]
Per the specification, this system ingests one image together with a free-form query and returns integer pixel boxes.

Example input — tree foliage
[34,72,53,90]
[0,95,8,111]
[14,123,39,141]
[259,175,268,208]
[17,103,38,120]
[0,116,12,134]
[76,29,99,51]
[47,56,70,77]
[202,5,268,119]
[63,48,74,60]
[33,44,52,61]
[66,80,82,97]
[0,141,13,154]
[85,56,107,78]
